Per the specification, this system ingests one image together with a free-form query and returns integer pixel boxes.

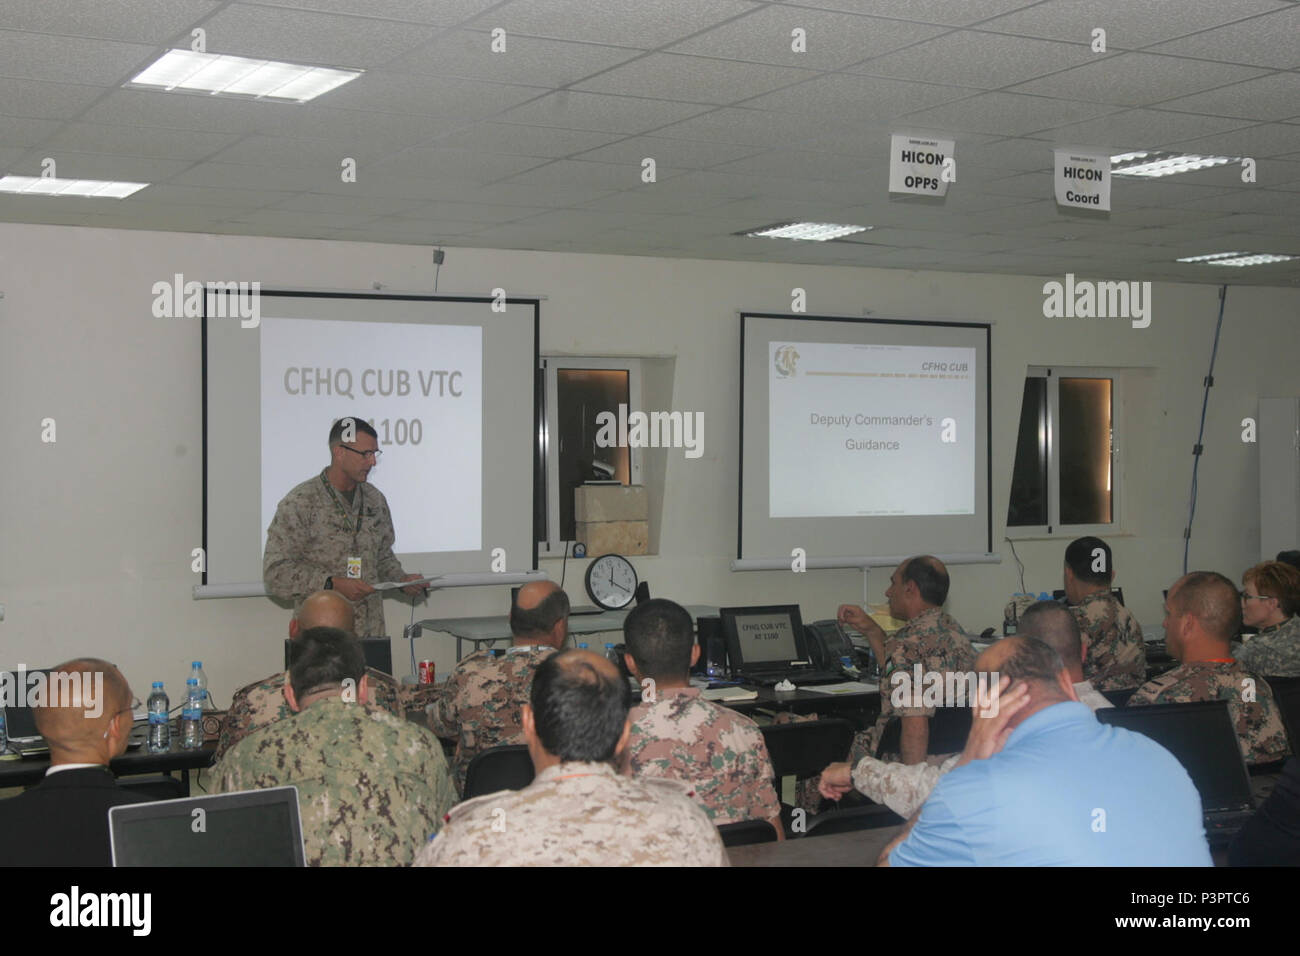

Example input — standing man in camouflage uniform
[1063,536,1146,691]
[620,598,780,831]
[428,580,568,794]
[214,627,455,866]
[1235,561,1300,677]
[216,590,406,761]
[1129,571,1289,766]
[264,417,426,638]
[838,555,977,764]
[415,649,727,866]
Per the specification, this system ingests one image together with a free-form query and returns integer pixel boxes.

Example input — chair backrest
[1267,676,1300,752]
[717,819,780,847]
[760,719,855,779]
[875,706,972,758]
[463,744,535,799]
[804,804,905,839]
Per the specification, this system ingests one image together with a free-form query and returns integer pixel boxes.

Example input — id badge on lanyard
[347,557,362,579]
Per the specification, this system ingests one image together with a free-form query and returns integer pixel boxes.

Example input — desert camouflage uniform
[214,696,454,866]
[852,606,977,762]
[264,468,409,638]
[427,645,555,794]
[848,679,1113,817]
[620,686,780,825]
[1235,616,1300,677]
[414,761,728,867]
[215,666,404,762]
[1071,590,1146,691]
[1128,660,1289,766]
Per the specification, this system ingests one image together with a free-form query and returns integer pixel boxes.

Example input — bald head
[1019,601,1085,681]
[527,649,629,764]
[1166,571,1240,660]
[32,658,133,764]
[297,590,355,634]
[509,581,570,647]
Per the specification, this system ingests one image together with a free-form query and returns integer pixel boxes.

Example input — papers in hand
[374,575,442,591]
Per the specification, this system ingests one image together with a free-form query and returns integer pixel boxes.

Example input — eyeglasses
[340,445,382,463]
[1241,592,1274,603]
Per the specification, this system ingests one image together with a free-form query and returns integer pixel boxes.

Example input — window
[1007,367,1119,535]
[537,357,642,555]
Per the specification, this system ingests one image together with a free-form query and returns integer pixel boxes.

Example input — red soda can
[418,660,436,684]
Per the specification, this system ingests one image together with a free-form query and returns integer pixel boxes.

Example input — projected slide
[769,341,975,518]
[259,316,482,555]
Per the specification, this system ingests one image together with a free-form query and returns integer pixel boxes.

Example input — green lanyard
[320,472,364,550]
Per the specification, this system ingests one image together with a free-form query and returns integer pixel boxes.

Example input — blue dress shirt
[890,701,1212,866]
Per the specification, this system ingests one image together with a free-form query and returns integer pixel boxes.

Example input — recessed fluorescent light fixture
[126,49,362,103]
[1176,251,1296,267]
[1111,151,1236,178]
[0,175,148,198]
[741,221,872,241]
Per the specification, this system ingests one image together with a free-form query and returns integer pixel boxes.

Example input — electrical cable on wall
[1182,285,1228,574]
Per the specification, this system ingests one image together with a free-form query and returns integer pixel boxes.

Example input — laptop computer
[719,605,845,686]
[1097,700,1255,845]
[110,786,306,866]
[3,668,52,756]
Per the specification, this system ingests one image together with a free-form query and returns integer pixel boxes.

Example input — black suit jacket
[0,766,151,866]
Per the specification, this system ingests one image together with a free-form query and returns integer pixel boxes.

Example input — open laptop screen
[1097,701,1253,812]
[2,668,51,740]
[721,606,804,667]
[110,786,306,867]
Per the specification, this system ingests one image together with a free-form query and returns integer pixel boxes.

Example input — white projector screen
[204,290,538,588]
[739,312,991,563]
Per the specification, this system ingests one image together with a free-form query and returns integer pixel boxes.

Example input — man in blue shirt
[884,636,1211,867]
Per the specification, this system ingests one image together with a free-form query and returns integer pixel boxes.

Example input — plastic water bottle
[147,682,170,753]
[839,655,860,680]
[604,643,619,665]
[577,642,589,650]
[180,679,204,750]
[190,661,209,710]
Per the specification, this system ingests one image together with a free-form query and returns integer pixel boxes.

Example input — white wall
[2,222,1297,706]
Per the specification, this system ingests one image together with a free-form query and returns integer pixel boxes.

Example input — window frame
[537,355,643,557]
[1006,365,1123,539]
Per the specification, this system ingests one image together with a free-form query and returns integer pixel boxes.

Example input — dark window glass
[1059,377,1112,525]
[556,369,630,541]
[1007,377,1048,527]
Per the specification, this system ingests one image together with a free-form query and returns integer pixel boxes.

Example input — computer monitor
[110,786,306,866]
[1097,701,1252,812]
[2,667,51,744]
[719,605,806,674]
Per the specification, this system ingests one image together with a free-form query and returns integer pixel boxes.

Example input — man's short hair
[1170,571,1241,642]
[530,652,629,763]
[991,637,1066,686]
[328,417,378,446]
[289,627,365,699]
[1019,601,1083,666]
[623,599,695,681]
[900,556,949,606]
[1065,536,1113,585]
[510,587,571,639]
[1276,550,1300,573]
[1247,561,1300,617]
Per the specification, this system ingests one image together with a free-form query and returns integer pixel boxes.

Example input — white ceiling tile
[710,149,886,181]
[1172,188,1300,214]
[77,89,304,135]
[958,137,1055,172]
[0,0,221,42]
[254,106,454,147]
[0,116,64,147]
[1164,122,1300,158]
[167,161,343,191]
[44,123,240,160]
[387,30,641,86]
[0,79,114,119]
[369,146,549,182]
[1157,73,1300,122]
[6,151,193,182]
[1110,178,1235,206]
[667,7,946,69]
[433,122,623,157]
[850,31,1102,89]
[205,134,391,168]
[122,184,293,208]
[486,0,761,49]
[773,1,1042,29]
[1006,53,1266,107]
[500,158,669,189]
[741,73,976,119]
[415,180,620,206]
[574,186,742,214]
[978,0,1288,48]
[1146,7,1300,69]
[268,192,416,215]
[573,53,816,105]
[494,90,712,133]
[1050,108,1254,149]
[0,30,155,84]
[195,3,441,67]
[572,136,767,169]
[901,92,1119,137]
[252,0,500,26]
[313,73,545,118]
[395,200,545,223]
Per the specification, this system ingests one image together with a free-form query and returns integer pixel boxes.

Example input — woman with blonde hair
[1235,561,1300,677]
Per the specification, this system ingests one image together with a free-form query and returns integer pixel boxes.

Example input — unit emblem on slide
[774,345,800,378]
